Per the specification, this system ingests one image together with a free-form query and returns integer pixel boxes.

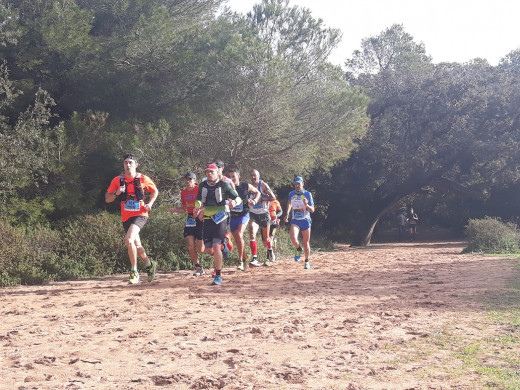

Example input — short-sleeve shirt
[181,185,199,214]
[288,190,314,220]
[107,174,157,222]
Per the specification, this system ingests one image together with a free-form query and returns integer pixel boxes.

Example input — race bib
[252,201,264,210]
[294,210,306,220]
[211,209,228,224]
[124,200,140,212]
[185,217,197,227]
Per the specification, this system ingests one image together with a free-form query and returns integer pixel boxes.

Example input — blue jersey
[288,190,314,220]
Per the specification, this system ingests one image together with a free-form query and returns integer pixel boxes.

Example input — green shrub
[0,222,62,286]
[56,212,128,276]
[464,216,520,254]
[140,205,194,270]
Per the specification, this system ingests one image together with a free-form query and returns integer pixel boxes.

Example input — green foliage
[464,217,520,254]
[139,205,193,271]
[56,212,128,276]
[176,1,369,182]
[0,221,62,286]
[325,25,520,245]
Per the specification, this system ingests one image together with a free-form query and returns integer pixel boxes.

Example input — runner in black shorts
[193,164,241,286]
[248,169,277,266]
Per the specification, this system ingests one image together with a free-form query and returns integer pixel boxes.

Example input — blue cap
[294,176,304,183]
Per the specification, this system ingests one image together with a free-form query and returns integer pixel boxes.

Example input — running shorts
[183,217,203,240]
[249,212,271,228]
[291,218,311,231]
[123,216,148,233]
[203,217,228,249]
[230,213,250,233]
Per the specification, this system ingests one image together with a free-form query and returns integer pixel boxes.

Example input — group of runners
[106,154,315,286]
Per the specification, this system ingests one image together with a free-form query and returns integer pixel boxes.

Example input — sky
[224,0,520,67]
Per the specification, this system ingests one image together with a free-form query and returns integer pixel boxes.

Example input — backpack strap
[118,173,144,202]
[133,173,143,201]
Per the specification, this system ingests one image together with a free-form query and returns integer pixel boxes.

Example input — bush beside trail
[464,216,520,254]
[0,207,306,287]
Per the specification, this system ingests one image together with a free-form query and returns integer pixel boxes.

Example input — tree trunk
[361,199,403,245]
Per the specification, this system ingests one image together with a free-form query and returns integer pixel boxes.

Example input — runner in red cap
[193,164,241,285]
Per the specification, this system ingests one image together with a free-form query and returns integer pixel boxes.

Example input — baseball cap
[294,176,304,183]
[205,164,218,171]
[184,172,196,180]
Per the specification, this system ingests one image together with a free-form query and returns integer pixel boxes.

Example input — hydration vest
[118,173,143,202]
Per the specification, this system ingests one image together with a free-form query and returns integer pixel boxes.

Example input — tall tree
[328,26,520,245]
[0,63,64,225]
[176,0,369,181]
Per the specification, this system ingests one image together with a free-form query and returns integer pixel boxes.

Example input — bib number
[185,217,197,227]
[124,200,140,212]
[211,209,228,224]
[294,210,306,220]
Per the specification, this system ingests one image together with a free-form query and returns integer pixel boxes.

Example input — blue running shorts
[291,218,312,231]
[230,213,250,233]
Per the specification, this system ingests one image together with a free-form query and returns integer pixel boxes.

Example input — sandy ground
[1,241,517,390]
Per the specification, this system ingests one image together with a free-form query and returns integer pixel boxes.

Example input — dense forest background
[1,0,520,284]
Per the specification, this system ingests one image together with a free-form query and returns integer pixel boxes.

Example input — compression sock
[250,240,257,256]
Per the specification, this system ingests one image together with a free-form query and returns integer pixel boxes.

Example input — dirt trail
[1,241,516,389]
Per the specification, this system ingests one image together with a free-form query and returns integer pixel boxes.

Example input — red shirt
[107,174,157,222]
[181,185,199,214]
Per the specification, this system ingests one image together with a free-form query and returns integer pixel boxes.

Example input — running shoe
[222,242,230,259]
[145,260,157,282]
[211,275,222,285]
[304,261,311,269]
[193,266,205,276]
[249,256,262,267]
[294,247,303,261]
[237,261,245,271]
[225,232,234,251]
[267,249,276,262]
[129,270,139,284]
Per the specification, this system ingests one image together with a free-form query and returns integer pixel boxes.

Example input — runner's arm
[284,200,292,223]
[170,204,187,214]
[303,193,315,214]
[105,178,125,203]
[261,182,276,202]
[226,184,242,208]
[145,187,158,211]
[247,183,261,206]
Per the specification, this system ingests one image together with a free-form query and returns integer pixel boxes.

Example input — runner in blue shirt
[284,176,315,269]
